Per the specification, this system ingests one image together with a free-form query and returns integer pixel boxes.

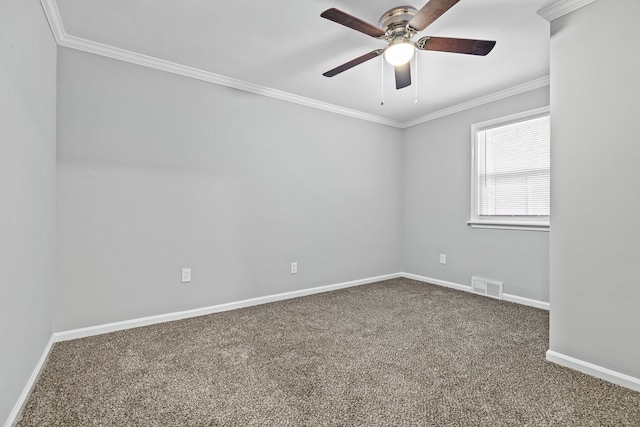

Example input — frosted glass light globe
[384,40,416,66]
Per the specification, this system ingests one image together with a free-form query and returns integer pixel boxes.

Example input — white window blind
[470,107,550,230]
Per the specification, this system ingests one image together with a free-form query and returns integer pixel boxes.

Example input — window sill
[466,220,549,232]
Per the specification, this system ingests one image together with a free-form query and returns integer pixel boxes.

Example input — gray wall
[55,48,402,331]
[0,0,57,422]
[549,0,640,378]
[402,87,550,302]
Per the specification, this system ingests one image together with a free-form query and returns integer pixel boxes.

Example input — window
[469,107,550,231]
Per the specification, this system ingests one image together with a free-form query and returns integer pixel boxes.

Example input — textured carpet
[17,278,640,426]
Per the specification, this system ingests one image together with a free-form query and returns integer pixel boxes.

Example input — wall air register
[471,277,503,300]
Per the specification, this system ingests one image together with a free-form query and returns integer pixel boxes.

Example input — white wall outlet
[439,254,447,265]
[290,262,298,274]
[181,268,191,283]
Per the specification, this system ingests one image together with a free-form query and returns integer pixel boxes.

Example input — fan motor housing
[379,6,417,33]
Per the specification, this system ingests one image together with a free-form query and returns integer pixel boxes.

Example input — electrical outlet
[290,262,298,274]
[439,254,447,265]
[181,268,191,283]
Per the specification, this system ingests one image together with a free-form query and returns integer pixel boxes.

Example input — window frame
[468,106,550,232]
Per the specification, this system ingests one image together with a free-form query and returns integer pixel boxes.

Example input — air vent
[471,277,503,300]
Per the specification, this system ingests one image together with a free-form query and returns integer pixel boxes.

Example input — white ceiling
[52,0,550,125]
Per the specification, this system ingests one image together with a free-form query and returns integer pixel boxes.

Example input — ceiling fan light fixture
[384,38,416,66]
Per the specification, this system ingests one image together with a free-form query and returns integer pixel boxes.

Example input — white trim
[53,272,551,343]
[39,0,63,44]
[538,0,597,22]
[38,0,401,129]
[401,76,550,128]
[53,273,401,342]
[40,0,549,130]
[469,106,551,231]
[402,272,472,293]
[467,221,550,232]
[471,105,551,131]
[401,272,550,311]
[546,350,640,392]
[60,35,402,128]
[503,293,550,310]
[4,336,55,427]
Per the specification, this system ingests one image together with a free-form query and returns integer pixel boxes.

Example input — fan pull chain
[414,54,419,104]
[380,57,385,106]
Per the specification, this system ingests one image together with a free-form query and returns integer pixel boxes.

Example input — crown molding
[40,0,64,44]
[400,75,550,129]
[62,33,404,128]
[537,0,597,21]
[39,0,402,128]
[41,0,549,130]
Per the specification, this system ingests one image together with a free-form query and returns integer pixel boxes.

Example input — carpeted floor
[17,278,640,426]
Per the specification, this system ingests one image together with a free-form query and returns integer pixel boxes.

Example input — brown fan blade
[321,8,386,38]
[407,0,460,32]
[323,50,383,77]
[395,62,411,89]
[417,36,496,56]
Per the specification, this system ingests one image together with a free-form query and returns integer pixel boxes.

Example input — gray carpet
[17,278,640,426]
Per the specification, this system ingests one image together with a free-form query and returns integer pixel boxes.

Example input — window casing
[469,107,550,231]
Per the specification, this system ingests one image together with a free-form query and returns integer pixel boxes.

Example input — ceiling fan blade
[417,36,496,56]
[407,0,460,32]
[323,50,383,77]
[395,63,411,89]
[321,8,386,38]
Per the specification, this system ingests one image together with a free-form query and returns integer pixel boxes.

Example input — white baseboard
[502,293,550,310]
[402,272,473,293]
[54,273,402,342]
[4,336,55,427]
[400,272,550,311]
[546,350,640,392]
[53,272,549,343]
[53,273,549,343]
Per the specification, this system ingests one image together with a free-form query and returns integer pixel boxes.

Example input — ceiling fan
[321,0,496,90]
